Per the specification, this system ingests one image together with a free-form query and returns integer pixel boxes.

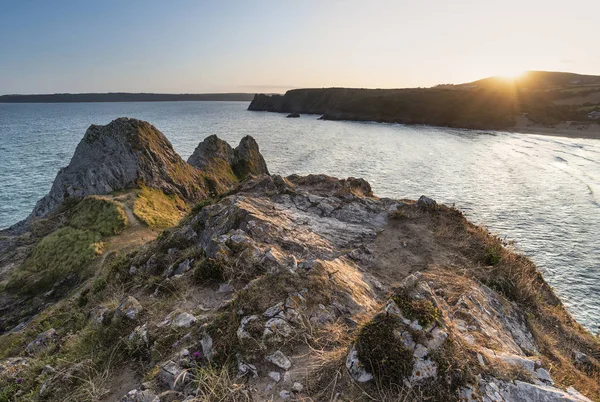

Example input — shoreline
[507,125,600,140]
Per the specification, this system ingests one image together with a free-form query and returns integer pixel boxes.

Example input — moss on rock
[392,289,441,328]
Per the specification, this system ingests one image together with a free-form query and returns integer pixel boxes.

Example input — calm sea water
[1,101,599,332]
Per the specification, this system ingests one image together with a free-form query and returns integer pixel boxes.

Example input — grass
[6,227,103,295]
[69,197,127,236]
[193,362,252,402]
[133,185,189,229]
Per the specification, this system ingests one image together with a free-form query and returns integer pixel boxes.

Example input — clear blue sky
[1,0,598,94]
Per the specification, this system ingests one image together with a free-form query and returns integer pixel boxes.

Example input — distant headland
[0,92,256,103]
[249,71,600,139]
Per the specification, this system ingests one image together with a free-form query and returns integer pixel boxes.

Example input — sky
[0,0,598,94]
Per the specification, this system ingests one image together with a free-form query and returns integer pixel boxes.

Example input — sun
[497,68,526,80]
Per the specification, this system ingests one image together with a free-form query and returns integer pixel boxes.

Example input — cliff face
[249,88,519,129]
[30,118,207,219]
[0,121,599,402]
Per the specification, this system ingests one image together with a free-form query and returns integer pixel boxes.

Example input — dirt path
[97,191,157,270]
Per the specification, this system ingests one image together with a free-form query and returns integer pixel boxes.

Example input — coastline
[508,124,600,140]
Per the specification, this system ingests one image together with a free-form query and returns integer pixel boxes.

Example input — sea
[0,101,599,332]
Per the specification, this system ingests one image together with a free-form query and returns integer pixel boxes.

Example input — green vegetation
[69,196,127,236]
[392,289,441,328]
[356,314,413,384]
[133,185,189,229]
[7,227,103,294]
[484,242,503,266]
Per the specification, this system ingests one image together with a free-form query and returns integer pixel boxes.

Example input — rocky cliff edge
[0,121,598,402]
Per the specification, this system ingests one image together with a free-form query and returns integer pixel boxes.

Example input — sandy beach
[511,116,600,140]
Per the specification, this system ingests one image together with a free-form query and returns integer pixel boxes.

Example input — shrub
[355,314,413,384]
[194,258,226,284]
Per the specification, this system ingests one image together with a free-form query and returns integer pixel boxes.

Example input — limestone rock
[30,118,206,218]
[187,135,269,182]
[170,312,197,328]
[26,328,57,355]
[114,296,143,320]
[266,350,292,370]
[158,361,191,391]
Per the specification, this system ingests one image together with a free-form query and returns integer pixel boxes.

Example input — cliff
[248,71,600,130]
[248,88,519,129]
[0,120,598,402]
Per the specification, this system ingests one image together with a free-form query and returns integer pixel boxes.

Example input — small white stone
[266,350,292,370]
[268,371,281,382]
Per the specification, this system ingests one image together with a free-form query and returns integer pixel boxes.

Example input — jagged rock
[128,323,149,347]
[237,359,258,378]
[266,350,292,370]
[120,389,158,402]
[30,118,206,218]
[114,296,143,320]
[263,317,294,340]
[269,371,281,382]
[158,361,191,391]
[170,312,197,328]
[237,315,260,341]
[26,328,57,355]
[187,135,269,181]
[416,195,437,208]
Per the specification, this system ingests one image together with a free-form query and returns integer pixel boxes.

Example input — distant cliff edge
[248,71,600,131]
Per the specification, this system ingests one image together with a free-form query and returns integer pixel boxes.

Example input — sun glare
[497,68,526,81]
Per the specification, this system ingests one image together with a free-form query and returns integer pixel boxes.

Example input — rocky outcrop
[1,127,598,402]
[187,134,269,180]
[114,173,598,401]
[30,118,207,218]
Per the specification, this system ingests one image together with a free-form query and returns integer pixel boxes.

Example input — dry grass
[192,363,253,402]
[133,185,189,229]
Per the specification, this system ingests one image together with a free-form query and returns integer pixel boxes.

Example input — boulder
[286,113,300,118]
